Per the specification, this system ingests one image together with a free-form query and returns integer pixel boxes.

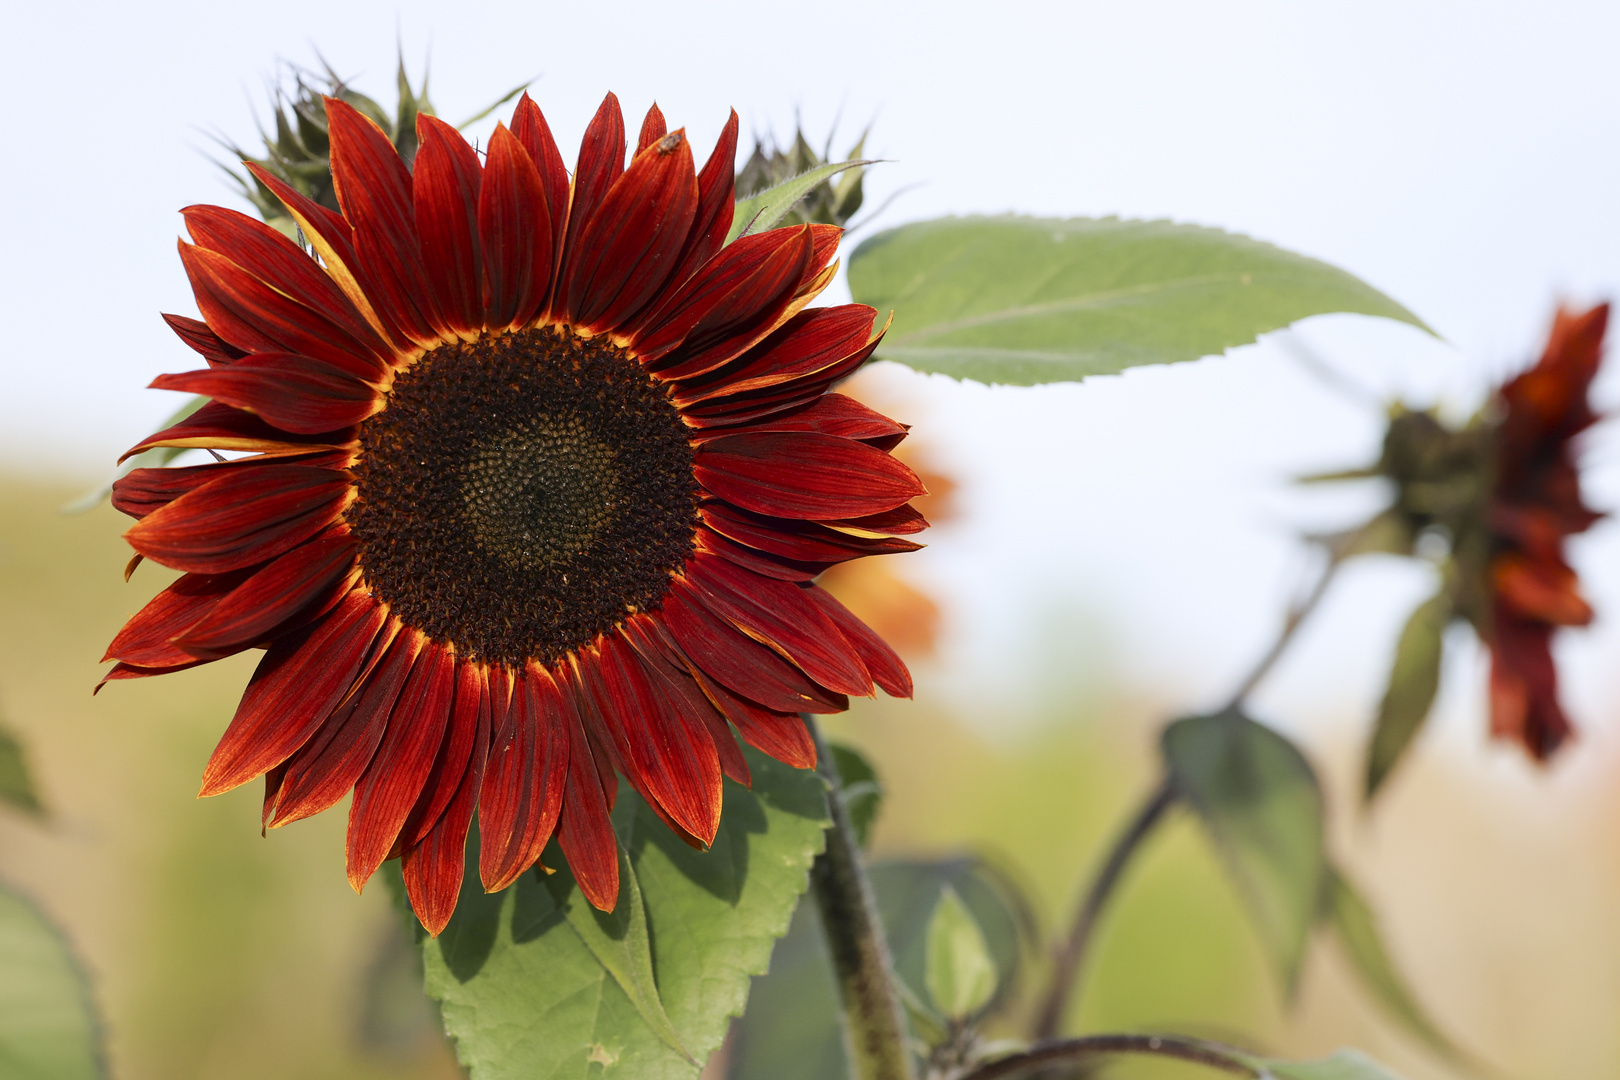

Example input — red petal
[163,313,244,367]
[663,569,859,707]
[401,661,486,848]
[347,641,457,891]
[674,306,876,405]
[554,672,620,910]
[680,553,872,696]
[635,227,815,374]
[691,394,907,450]
[666,111,738,294]
[622,616,750,786]
[199,591,387,796]
[111,450,350,520]
[589,633,723,842]
[96,658,209,691]
[636,103,667,153]
[478,665,570,892]
[120,400,347,463]
[172,530,359,659]
[103,569,252,667]
[125,464,353,574]
[557,93,625,305]
[325,97,445,346]
[700,503,922,563]
[677,328,881,429]
[413,114,486,335]
[805,585,913,698]
[181,204,393,365]
[479,124,554,329]
[1489,608,1573,761]
[402,667,491,936]
[151,354,381,434]
[564,129,699,333]
[509,94,571,304]
[684,662,817,770]
[832,505,932,537]
[696,432,925,520]
[697,527,819,582]
[268,624,417,827]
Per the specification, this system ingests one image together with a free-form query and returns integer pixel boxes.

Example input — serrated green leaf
[1324,867,1466,1068]
[1365,592,1451,800]
[828,742,883,848]
[0,884,105,1079]
[1260,1048,1409,1079]
[847,216,1430,385]
[0,724,43,816]
[62,396,208,514]
[727,160,872,243]
[422,748,828,1079]
[924,886,998,1020]
[1162,710,1326,994]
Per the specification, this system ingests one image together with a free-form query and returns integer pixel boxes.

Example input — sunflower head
[105,92,925,934]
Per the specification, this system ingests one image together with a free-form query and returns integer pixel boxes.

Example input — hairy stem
[806,717,917,1080]
[1031,779,1178,1039]
[955,1034,1260,1080]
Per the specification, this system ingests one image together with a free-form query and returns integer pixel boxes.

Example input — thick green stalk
[806,717,916,1080]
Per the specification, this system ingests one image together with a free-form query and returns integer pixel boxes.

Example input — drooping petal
[804,584,914,698]
[478,124,554,329]
[347,640,457,891]
[151,354,382,434]
[478,665,569,892]
[199,590,387,796]
[664,564,862,705]
[268,623,418,827]
[413,114,486,336]
[623,616,750,786]
[553,666,620,910]
[681,660,817,770]
[1488,609,1572,761]
[125,464,353,574]
[172,529,359,659]
[696,431,925,520]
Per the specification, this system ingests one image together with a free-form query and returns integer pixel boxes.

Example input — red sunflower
[1485,303,1607,760]
[102,93,925,934]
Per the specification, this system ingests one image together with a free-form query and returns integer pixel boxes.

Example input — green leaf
[727,160,872,243]
[544,811,693,1063]
[924,886,998,1020]
[1259,1048,1409,1079]
[847,216,1429,385]
[421,747,829,1079]
[0,884,105,1079]
[1365,592,1451,800]
[0,724,43,816]
[1162,710,1326,994]
[1324,867,1466,1068]
[828,742,883,848]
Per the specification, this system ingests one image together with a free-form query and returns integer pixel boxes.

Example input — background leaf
[0,883,105,1079]
[1162,710,1326,994]
[0,723,43,816]
[1260,1048,1408,1079]
[1324,867,1467,1069]
[829,741,883,848]
[723,856,1032,1079]
[1365,592,1451,800]
[847,215,1428,385]
[924,885,998,1019]
[421,748,828,1079]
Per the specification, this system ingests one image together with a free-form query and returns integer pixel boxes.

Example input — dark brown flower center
[348,327,699,665]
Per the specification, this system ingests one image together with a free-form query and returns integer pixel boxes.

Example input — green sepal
[728,160,873,243]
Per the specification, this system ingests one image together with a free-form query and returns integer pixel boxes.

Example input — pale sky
[5,0,1618,762]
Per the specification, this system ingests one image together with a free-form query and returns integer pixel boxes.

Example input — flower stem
[954,1034,1261,1080]
[806,717,917,1080]
[1222,545,1346,712]
[1031,778,1178,1039]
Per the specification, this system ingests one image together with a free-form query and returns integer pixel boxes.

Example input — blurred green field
[2,474,1618,1079]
